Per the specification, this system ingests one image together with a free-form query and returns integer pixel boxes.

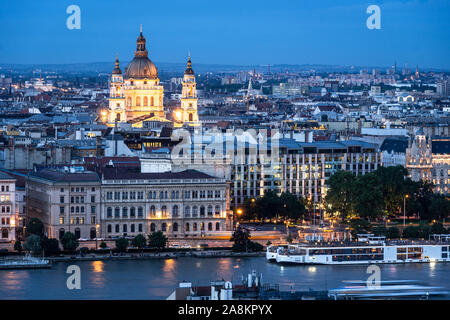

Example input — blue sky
[0,0,449,69]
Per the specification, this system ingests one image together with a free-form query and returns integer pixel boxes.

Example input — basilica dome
[125,29,158,79]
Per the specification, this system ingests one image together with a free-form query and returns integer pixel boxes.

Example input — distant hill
[0,62,447,75]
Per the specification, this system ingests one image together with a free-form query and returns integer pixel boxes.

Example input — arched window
[114,207,120,218]
[193,223,197,232]
[115,224,119,233]
[192,206,198,217]
[150,223,156,232]
[107,225,112,233]
[189,113,193,122]
[150,205,156,216]
[175,191,179,199]
[200,206,205,217]
[90,227,96,239]
[161,206,167,217]
[123,224,127,233]
[130,207,136,218]
[107,207,112,218]
[138,207,143,218]
[207,205,213,216]
[74,228,81,239]
[200,223,205,231]
[122,207,128,218]
[173,223,178,232]
[215,206,220,216]
[172,205,178,217]
[150,96,154,106]
[184,206,190,217]
[136,96,141,106]
[216,222,220,231]
[162,223,167,232]
[59,228,65,240]
[185,223,190,232]
[208,222,213,231]
[171,191,175,199]
[131,224,135,232]
[143,96,148,106]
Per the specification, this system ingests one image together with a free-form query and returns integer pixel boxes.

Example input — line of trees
[325,166,450,221]
[241,190,306,221]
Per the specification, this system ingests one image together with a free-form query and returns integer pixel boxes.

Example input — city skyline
[0,0,449,69]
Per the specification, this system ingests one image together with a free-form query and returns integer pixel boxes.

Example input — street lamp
[403,194,409,228]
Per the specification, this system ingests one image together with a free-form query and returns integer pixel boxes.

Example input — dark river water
[1,257,449,299]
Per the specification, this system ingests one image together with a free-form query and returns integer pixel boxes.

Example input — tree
[61,232,79,252]
[256,190,282,221]
[429,194,450,221]
[403,226,420,239]
[325,170,356,220]
[24,234,41,255]
[348,219,371,237]
[14,240,22,253]
[230,226,251,252]
[280,192,306,220]
[374,166,410,216]
[414,181,434,221]
[148,231,167,249]
[115,237,129,252]
[131,234,147,249]
[41,237,60,255]
[99,241,107,249]
[352,173,383,220]
[372,225,387,236]
[286,234,293,243]
[430,222,447,235]
[386,227,400,239]
[25,218,44,237]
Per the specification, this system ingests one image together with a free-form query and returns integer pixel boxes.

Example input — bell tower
[108,56,126,124]
[178,55,199,127]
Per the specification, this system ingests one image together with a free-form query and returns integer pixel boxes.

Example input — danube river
[1,257,449,299]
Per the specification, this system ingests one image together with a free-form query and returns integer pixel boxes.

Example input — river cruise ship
[266,234,450,265]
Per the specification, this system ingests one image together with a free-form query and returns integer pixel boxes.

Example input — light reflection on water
[0,257,448,299]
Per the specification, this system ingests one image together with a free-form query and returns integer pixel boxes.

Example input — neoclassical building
[106,27,199,128]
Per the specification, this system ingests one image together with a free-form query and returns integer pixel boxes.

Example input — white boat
[267,234,450,265]
[0,254,51,270]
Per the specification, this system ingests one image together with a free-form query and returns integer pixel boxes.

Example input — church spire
[184,54,194,75]
[135,26,148,57]
[112,55,122,74]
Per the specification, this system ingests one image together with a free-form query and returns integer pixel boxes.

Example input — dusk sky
[0,0,449,69]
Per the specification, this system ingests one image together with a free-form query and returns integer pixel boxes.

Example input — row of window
[1,218,11,225]
[0,185,10,192]
[105,190,222,201]
[105,204,222,219]
[1,206,11,213]
[107,223,144,233]
[59,206,96,214]
[59,216,97,225]
[147,221,221,233]
[60,196,97,204]
[60,187,96,193]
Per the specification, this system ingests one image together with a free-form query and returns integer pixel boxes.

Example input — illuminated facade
[101,169,231,237]
[174,56,200,127]
[406,130,449,194]
[107,27,165,127]
[0,172,17,242]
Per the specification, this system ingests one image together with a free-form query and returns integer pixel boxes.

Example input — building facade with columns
[100,168,230,238]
